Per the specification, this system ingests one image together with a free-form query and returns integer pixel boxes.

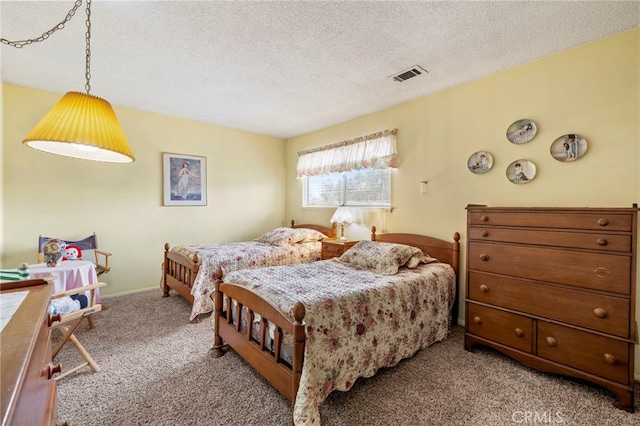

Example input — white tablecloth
[29,260,100,302]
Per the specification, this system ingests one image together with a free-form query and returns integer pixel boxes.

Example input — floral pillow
[336,240,433,275]
[255,227,328,246]
[405,252,439,268]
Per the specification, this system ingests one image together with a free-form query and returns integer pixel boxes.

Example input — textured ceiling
[1,1,638,139]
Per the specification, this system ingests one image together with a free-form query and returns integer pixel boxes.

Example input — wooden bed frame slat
[163,245,199,304]
[218,318,298,400]
[215,283,305,341]
[213,279,306,404]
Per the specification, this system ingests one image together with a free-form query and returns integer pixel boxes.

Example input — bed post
[291,301,306,409]
[371,226,377,241]
[451,232,460,276]
[162,243,171,297]
[451,232,461,327]
[212,268,225,358]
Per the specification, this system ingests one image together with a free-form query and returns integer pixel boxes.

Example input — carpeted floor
[55,289,640,425]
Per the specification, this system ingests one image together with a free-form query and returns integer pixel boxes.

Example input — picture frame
[163,153,207,206]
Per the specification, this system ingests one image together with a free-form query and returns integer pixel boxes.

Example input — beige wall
[285,28,640,356]
[2,84,287,296]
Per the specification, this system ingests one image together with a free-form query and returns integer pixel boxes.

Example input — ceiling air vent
[390,65,428,82]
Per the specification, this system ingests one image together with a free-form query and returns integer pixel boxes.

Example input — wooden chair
[38,233,112,278]
[50,281,107,381]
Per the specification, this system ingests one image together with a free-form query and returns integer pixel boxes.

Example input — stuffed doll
[62,244,83,261]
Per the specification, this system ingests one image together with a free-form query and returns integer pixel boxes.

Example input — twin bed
[163,220,336,321]
[163,224,460,425]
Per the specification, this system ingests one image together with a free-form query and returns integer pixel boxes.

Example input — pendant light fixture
[2,0,135,162]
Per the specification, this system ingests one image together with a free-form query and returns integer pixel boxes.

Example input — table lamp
[330,207,355,242]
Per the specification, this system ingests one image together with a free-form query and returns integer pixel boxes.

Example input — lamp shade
[330,206,355,224]
[23,91,135,163]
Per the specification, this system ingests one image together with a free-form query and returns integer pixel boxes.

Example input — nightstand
[321,240,358,260]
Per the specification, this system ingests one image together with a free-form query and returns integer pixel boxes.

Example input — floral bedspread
[171,241,322,320]
[221,259,456,425]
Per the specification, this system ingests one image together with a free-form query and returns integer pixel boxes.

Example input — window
[303,168,391,208]
[297,129,397,209]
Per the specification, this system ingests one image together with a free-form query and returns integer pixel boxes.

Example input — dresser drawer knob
[596,238,608,246]
[514,328,524,337]
[479,284,489,293]
[597,218,610,227]
[593,308,608,318]
[481,231,489,237]
[603,353,617,364]
[473,316,482,325]
[479,254,489,261]
[545,337,557,347]
[480,215,489,222]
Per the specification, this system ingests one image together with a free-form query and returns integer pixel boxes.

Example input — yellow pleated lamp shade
[23,91,135,163]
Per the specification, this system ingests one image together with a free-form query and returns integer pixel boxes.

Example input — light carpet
[55,289,640,425]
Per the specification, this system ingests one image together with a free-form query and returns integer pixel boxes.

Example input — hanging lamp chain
[85,0,92,94]
[1,0,92,94]
[0,0,83,47]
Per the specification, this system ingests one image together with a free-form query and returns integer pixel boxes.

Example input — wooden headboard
[371,226,460,276]
[290,219,337,239]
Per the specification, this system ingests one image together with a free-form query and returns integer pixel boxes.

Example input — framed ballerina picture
[163,153,207,206]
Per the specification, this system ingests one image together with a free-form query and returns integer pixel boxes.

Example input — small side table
[29,260,99,302]
[321,240,359,260]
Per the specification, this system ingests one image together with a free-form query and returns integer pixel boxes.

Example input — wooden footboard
[212,276,305,404]
[162,242,200,303]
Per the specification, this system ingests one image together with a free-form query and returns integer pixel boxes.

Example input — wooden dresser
[1,279,61,426]
[464,206,638,412]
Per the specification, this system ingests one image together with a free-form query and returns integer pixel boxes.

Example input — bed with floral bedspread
[162,223,336,321]
[214,234,459,425]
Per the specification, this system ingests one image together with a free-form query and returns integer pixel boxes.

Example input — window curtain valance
[296,129,398,178]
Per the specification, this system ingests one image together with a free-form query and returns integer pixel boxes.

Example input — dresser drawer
[468,242,631,295]
[13,315,57,424]
[468,211,633,232]
[468,226,631,253]
[537,321,631,384]
[467,303,533,353]
[468,272,630,337]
